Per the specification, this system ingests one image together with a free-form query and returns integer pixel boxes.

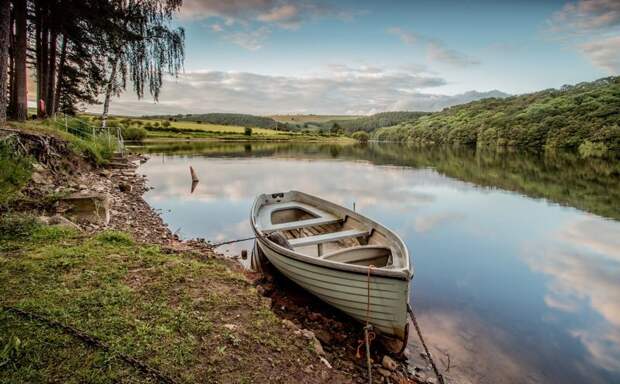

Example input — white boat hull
[256,238,410,338]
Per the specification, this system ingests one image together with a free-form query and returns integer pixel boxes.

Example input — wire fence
[51,114,125,156]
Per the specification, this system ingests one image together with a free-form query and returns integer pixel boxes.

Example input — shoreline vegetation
[372,76,620,156]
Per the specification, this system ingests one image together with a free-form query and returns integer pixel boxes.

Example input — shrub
[162,120,171,128]
[579,140,608,158]
[244,127,252,136]
[0,141,32,206]
[352,130,369,143]
[121,126,148,141]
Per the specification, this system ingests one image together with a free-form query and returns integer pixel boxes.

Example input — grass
[139,120,285,136]
[0,216,327,383]
[0,141,32,207]
[7,119,118,165]
[269,115,361,124]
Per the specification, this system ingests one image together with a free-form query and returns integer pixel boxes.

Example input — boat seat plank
[289,229,369,247]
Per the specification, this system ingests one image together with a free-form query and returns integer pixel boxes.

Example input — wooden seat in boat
[258,201,342,232]
[321,246,392,267]
[288,228,369,247]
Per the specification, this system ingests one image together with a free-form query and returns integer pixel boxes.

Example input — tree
[10,0,27,120]
[0,0,9,125]
[100,0,184,128]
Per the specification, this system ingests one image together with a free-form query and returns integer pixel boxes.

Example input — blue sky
[103,0,620,116]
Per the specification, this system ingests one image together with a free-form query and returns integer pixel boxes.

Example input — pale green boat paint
[251,190,413,339]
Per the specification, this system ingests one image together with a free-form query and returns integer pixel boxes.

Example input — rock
[56,192,111,225]
[382,355,398,371]
[36,216,51,225]
[49,215,82,231]
[300,329,315,340]
[256,285,266,296]
[32,163,45,172]
[314,329,333,345]
[426,378,437,384]
[31,172,46,184]
[119,182,132,193]
[319,356,332,369]
[78,184,87,190]
[282,319,297,330]
[223,324,237,331]
[377,367,391,377]
[312,337,325,356]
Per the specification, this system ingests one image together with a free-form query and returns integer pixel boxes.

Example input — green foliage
[145,113,279,129]
[0,214,40,243]
[69,134,117,165]
[161,120,171,128]
[579,140,608,158]
[381,76,620,152]
[329,112,430,134]
[352,130,369,143]
[95,230,134,246]
[244,127,252,136]
[120,126,147,142]
[0,141,32,206]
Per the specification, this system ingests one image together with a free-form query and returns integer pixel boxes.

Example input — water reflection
[136,142,620,384]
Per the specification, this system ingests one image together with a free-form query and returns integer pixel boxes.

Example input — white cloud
[578,35,620,73]
[524,217,620,372]
[387,27,480,68]
[88,66,508,116]
[225,26,271,50]
[550,0,620,33]
[548,0,620,74]
[414,212,466,233]
[427,40,480,67]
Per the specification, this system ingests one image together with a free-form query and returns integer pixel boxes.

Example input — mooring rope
[407,304,446,384]
[210,236,257,247]
[355,265,376,384]
[2,306,179,384]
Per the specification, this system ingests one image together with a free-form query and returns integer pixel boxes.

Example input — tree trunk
[36,2,49,118]
[101,55,119,129]
[47,29,58,114]
[8,4,15,118]
[0,0,10,126]
[12,0,28,121]
[53,34,67,114]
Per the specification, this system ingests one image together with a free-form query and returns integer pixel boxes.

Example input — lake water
[136,141,620,384]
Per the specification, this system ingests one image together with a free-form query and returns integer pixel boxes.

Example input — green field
[137,119,286,135]
[269,114,361,124]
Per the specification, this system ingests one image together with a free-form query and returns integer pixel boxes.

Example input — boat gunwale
[250,190,413,281]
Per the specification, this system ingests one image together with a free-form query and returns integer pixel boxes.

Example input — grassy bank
[0,217,334,383]
[372,76,620,154]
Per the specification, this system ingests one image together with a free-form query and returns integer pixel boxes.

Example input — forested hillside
[146,113,280,129]
[327,111,429,133]
[373,77,620,153]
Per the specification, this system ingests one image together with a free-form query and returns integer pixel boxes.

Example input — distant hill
[326,111,431,133]
[373,76,620,153]
[144,113,279,129]
[270,115,361,124]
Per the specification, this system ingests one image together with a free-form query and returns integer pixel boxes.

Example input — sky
[94,0,620,116]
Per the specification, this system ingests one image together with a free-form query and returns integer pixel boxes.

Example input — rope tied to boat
[408,304,446,384]
[355,265,376,384]
[210,236,257,247]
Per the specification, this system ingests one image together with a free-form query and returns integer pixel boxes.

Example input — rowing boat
[250,190,413,340]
